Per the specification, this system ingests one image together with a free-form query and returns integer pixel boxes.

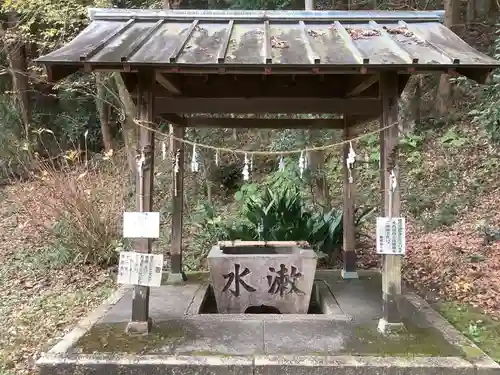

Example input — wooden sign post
[125,70,157,335]
[378,72,405,334]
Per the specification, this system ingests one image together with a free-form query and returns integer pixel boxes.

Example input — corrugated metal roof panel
[36,8,500,71]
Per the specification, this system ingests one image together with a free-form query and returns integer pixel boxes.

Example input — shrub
[192,183,375,263]
[469,30,500,144]
[16,155,127,267]
[228,186,374,256]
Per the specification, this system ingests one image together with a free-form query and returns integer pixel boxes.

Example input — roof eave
[87,8,445,23]
[38,61,497,85]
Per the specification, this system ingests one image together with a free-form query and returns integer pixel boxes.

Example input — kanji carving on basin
[207,241,317,313]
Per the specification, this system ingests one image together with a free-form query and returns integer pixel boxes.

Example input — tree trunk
[466,0,475,24]
[95,73,113,152]
[308,144,330,210]
[303,0,330,208]
[398,76,421,134]
[202,156,215,203]
[436,0,459,116]
[5,13,31,140]
[436,74,453,117]
[113,72,137,173]
[474,0,492,19]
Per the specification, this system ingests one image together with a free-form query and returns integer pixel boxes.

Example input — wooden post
[126,70,155,335]
[342,118,358,279]
[162,0,186,285]
[378,72,404,333]
[167,124,186,284]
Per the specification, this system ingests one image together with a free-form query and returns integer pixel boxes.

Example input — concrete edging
[404,292,500,374]
[37,353,481,375]
[253,355,475,375]
[44,286,132,355]
[37,353,254,375]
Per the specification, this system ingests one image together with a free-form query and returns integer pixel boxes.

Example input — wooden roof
[36,9,499,82]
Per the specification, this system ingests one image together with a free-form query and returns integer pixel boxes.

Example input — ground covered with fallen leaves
[404,187,500,317]
[0,183,113,375]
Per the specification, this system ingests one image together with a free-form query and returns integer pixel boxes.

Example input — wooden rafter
[155,73,181,95]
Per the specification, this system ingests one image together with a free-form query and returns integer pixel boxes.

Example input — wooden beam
[342,117,358,279]
[155,73,181,95]
[177,117,344,129]
[168,124,186,283]
[44,65,79,83]
[159,113,187,126]
[154,97,380,115]
[379,71,403,332]
[346,75,379,97]
[127,70,155,335]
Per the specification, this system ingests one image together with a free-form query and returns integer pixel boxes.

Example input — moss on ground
[341,321,461,357]
[161,271,210,285]
[436,302,500,362]
[74,322,185,354]
[75,319,462,357]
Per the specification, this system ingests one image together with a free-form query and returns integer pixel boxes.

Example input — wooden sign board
[376,217,406,255]
[117,251,163,287]
[123,212,160,239]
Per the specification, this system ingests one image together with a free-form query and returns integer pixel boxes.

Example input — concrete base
[36,270,500,375]
[126,318,152,335]
[166,272,185,285]
[341,270,359,279]
[377,318,405,335]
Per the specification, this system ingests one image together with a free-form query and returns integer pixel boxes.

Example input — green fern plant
[226,186,374,256]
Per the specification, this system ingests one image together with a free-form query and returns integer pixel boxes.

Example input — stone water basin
[207,241,317,314]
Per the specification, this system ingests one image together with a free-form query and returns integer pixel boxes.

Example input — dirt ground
[0,182,113,375]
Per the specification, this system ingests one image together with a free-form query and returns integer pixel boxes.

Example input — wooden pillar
[162,0,186,285]
[127,70,155,335]
[378,72,404,332]
[342,118,358,279]
[167,124,186,284]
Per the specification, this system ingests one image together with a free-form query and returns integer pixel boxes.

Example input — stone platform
[37,270,500,375]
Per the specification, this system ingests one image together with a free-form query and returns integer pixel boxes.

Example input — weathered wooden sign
[376,217,406,255]
[117,251,163,287]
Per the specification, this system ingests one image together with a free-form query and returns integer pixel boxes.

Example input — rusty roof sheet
[36,8,500,70]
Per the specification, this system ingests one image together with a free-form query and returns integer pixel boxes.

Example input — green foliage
[217,163,243,193]
[192,176,374,263]
[40,75,105,150]
[469,28,500,144]
[24,161,128,268]
[234,182,259,203]
[437,302,500,362]
[424,201,459,231]
[188,201,234,270]
[52,215,122,266]
[230,187,323,242]
[228,0,293,10]
[439,126,468,148]
[3,0,91,50]
[269,129,307,152]
[476,220,500,244]
[2,0,158,50]
[0,96,31,179]
[400,133,425,166]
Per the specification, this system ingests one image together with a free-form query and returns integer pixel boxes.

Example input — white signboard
[117,251,164,287]
[376,217,406,255]
[123,212,160,239]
